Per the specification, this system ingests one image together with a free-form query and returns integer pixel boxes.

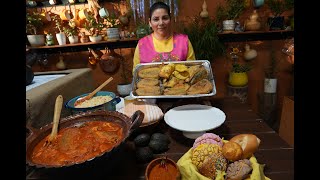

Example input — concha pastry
[193,133,224,149]
[191,144,222,169]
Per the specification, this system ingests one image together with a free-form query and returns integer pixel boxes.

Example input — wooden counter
[26,97,294,179]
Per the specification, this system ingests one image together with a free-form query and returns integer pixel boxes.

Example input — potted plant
[136,19,152,38]
[228,62,252,87]
[215,0,246,31]
[266,0,294,30]
[83,13,105,42]
[182,16,225,62]
[264,47,278,93]
[52,15,67,45]
[26,12,45,47]
[63,24,79,44]
[104,12,121,40]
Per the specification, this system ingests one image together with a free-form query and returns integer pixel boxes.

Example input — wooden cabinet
[279,96,294,147]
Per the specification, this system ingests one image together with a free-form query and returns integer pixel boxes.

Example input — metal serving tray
[131,60,216,99]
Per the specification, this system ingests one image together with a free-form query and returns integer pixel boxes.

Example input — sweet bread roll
[226,159,252,180]
[222,141,243,162]
[199,153,227,180]
[229,134,260,159]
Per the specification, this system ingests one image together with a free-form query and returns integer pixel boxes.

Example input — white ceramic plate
[164,104,226,139]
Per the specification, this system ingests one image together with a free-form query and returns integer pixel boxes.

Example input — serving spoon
[44,95,63,147]
[74,77,113,107]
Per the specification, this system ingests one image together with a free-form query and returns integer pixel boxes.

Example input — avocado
[148,140,169,154]
[135,147,153,163]
[133,133,151,147]
[150,133,170,144]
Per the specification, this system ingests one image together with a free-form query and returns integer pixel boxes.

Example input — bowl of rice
[65,91,121,114]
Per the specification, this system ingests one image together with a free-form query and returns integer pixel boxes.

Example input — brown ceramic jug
[99,47,122,73]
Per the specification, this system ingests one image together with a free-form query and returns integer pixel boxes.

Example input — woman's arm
[132,44,140,74]
[186,39,196,60]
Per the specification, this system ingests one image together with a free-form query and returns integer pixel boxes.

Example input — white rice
[75,95,113,108]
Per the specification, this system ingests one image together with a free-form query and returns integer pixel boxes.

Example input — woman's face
[149,8,171,38]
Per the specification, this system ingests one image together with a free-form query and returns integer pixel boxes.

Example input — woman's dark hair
[149,1,171,19]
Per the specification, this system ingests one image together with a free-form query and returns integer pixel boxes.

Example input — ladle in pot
[44,95,63,147]
[74,77,113,107]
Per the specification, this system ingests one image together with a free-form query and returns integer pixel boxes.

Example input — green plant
[104,12,121,28]
[266,0,294,17]
[63,25,79,37]
[52,15,64,33]
[84,13,105,36]
[231,62,251,73]
[26,12,43,35]
[215,0,246,22]
[182,16,225,61]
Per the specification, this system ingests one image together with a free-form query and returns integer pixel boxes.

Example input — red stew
[149,162,179,180]
[31,121,123,166]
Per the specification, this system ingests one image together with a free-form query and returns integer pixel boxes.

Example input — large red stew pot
[26,110,144,169]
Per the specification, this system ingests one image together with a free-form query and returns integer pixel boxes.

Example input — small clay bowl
[145,157,181,180]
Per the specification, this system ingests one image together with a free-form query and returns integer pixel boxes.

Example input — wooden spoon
[74,77,113,107]
[44,95,63,147]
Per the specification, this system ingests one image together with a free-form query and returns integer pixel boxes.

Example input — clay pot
[228,72,248,87]
[245,10,261,31]
[99,48,122,73]
[145,157,180,180]
[243,44,257,61]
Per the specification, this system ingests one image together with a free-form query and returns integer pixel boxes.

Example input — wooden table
[26,97,294,180]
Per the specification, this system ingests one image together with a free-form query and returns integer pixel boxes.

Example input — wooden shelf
[218,30,294,42]
[26,30,294,54]
[27,38,139,54]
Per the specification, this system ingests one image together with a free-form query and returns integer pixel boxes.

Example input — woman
[132,1,196,71]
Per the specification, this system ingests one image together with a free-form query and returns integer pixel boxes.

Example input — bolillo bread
[222,141,243,162]
[229,134,261,159]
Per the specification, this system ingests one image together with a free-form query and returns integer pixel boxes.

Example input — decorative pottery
[106,28,120,40]
[89,35,102,42]
[99,48,121,73]
[245,10,261,31]
[228,72,248,87]
[244,44,257,61]
[200,0,209,18]
[264,78,277,93]
[27,35,45,47]
[252,0,264,8]
[145,157,180,180]
[68,35,79,44]
[223,20,235,31]
[78,8,89,20]
[45,34,54,46]
[56,32,67,45]
[99,8,109,18]
[56,56,66,70]
[60,9,72,21]
[117,83,132,96]
[80,32,89,43]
